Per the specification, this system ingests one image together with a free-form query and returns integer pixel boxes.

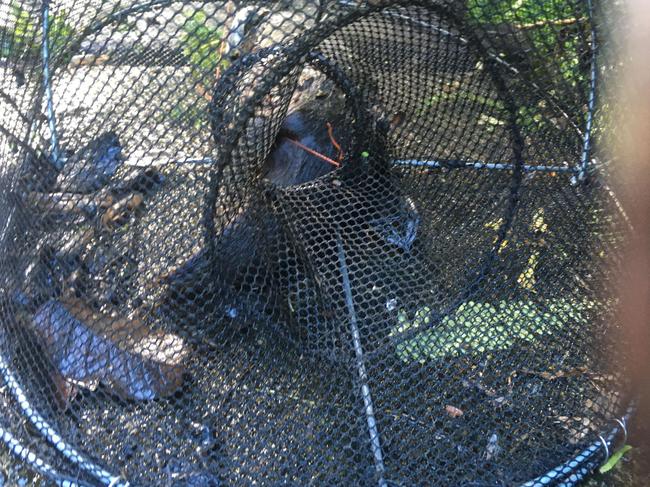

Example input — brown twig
[0,89,38,126]
[326,121,344,162]
[27,191,113,215]
[284,137,341,168]
[67,53,110,68]
[519,366,589,381]
[488,17,587,32]
[516,17,586,30]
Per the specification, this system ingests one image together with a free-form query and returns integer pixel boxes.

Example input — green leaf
[391,298,593,362]
[5,3,75,62]
[599,445,633,474]
[181,10,224,77]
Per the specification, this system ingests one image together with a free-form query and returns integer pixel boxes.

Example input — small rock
[385,298,398,311]
[225,306,238,319]
[485,433,501,461]
[444,405,464,418]
[57,132,124,193]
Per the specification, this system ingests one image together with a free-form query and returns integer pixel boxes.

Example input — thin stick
[0,89,35,127]
[512,17,586,30]
[336,233,387,487]
[326,121,344,162]
[285,137,341,168]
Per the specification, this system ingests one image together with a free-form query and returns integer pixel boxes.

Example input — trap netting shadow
[0,0,633,485]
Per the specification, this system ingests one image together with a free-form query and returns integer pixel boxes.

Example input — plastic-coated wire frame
[576,0,598,184]
[0,422,92,487]
[0,336,128,486]
[337,232,388,487]
[523,405,634,487]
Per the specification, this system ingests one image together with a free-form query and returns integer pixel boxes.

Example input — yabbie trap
[0,0,633,485]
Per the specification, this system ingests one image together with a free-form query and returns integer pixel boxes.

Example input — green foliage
[599,445,633,474]
[467,0,576,25]
[2,3,75,62]
[392,299,593,362]
[424,87,505,111]
[173,9,233,128]
[530,25,586,89]
[181,10,228,82]
[168,101,206,131]
[467,0,588,89]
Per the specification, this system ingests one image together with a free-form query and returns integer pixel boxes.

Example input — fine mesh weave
[0,0,633,485]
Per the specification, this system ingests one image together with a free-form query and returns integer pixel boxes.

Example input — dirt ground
[585,446,650,487]
[0,446,648,485]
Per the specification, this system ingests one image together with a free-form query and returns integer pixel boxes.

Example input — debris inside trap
[32,297,187,402]
[445,404,464,418]
[55,131,124,193]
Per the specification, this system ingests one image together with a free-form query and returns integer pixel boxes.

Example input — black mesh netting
[0,0,635,485]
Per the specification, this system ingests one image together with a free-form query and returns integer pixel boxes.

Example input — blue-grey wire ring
[614,417,628,445]
[598,435,610,464]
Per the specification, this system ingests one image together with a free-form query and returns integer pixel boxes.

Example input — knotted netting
[0,0,634,485]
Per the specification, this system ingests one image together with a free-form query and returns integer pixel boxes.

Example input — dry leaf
[554,415,594,445]
[68,53,110,68]
[585,390,621,416]
[521,366,588,381]
[33,297,187,401]
[445,405,464,418]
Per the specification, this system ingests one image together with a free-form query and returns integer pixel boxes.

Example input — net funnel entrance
[0,0,632,485]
